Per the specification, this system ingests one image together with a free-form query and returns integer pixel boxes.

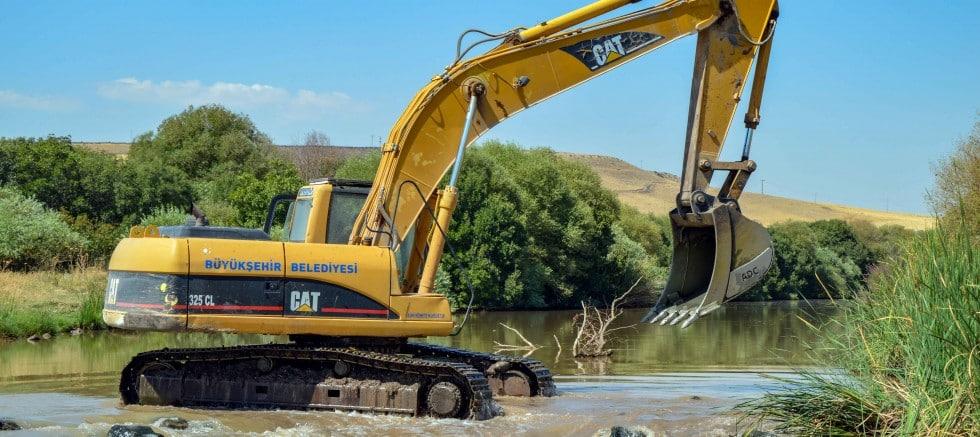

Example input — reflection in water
[0,301,834,436]
[433,301,834,375]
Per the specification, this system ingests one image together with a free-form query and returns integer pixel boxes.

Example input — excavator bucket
[642,202,773,327]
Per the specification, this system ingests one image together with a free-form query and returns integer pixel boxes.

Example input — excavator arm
[351,0,779,325]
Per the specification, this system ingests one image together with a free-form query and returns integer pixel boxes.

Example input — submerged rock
[0,418,21,431]
[158,417,189,430]
[106,424,163,437]
[595,425,654,437]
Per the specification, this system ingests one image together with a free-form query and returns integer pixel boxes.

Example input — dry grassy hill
[563,153,932,230]
[74,142,130,157]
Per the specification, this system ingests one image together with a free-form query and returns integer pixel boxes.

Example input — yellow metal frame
[352,0,778,299]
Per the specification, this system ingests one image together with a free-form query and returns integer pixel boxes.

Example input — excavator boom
[351,0,779,323]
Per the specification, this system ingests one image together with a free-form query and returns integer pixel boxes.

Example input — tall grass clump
[0,268,106,338]
[740,216,978,435]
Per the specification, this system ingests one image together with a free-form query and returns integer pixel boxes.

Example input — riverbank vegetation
[0,104,922,338]
[0,268,105,339]
[740,120,979,435]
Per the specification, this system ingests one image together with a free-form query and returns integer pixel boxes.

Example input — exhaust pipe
[642,201,773,327]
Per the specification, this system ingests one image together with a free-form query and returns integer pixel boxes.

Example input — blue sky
[1,1,978,214]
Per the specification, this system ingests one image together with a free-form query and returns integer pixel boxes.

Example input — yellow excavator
[103,0,778,420]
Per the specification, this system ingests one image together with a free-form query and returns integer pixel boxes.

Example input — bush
[849,220,917,263]
[617,206,672,264]
[480,142,622,306]
[65,214,127,264]
[195,198,239,227]
[0,187,88,270]
[140,205,190,226]
[809,219,875,274]
[605,224,665,294]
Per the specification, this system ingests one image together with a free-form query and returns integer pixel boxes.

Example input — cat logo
[290,291,320,313]
[560,31,663,71]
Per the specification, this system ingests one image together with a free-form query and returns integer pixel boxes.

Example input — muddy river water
[0,301,835,436]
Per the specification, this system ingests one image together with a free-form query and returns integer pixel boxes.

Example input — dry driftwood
[572,277,642,357]
[493,323,541,357]
[553,334,562,361]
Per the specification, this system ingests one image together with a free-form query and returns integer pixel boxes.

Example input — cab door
[283,243,395,319]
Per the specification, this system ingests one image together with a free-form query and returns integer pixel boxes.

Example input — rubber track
[119,344,497,420]
[404,343,557,397]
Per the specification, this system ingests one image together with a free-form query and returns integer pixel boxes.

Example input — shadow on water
[0,301,835,436]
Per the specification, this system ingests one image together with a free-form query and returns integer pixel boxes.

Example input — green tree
[0,136,121,222]
[114,159,194,224]
[808,219,875,274]
[481,142,621,305]
[332,140,666,308]
[849,220,916,263]
[129,105,279,179]
[605,224,664,294]
[126,105,305,228]
[435,149,546,309]
[228,165,303,228]
[930,117,979,233]
[617,205,672,272]
[749,220,868,301]
[334,149,381,180]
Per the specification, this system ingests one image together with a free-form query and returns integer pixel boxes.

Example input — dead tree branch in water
[494,323,540,356]
[553,334,562,361]
[572,278,641,357]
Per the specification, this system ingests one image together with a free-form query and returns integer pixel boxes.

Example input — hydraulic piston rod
[418,86,483,294]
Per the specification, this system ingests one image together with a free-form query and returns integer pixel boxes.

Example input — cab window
[284,198,312,242]
[327,192,367,244]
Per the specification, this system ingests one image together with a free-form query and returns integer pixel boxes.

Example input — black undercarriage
[120,337,555,420]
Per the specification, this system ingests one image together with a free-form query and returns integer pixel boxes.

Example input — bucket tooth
[642,202,773,326]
